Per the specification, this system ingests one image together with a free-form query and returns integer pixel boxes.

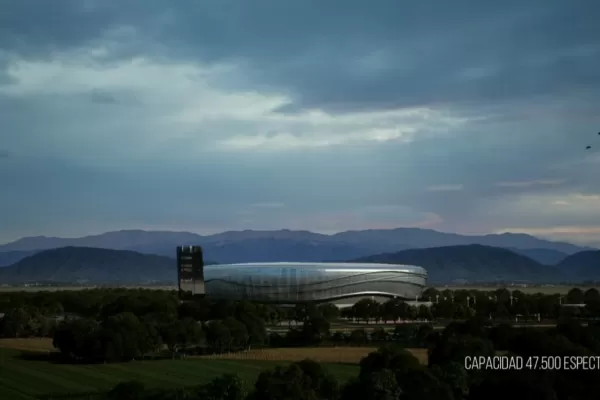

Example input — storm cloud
[1,0,600,246]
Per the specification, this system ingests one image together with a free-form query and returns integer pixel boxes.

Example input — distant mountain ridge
[0,244,592,285]
[557,250,600,280]
[0,247,176,284]
[0,228,592,266]
[0,250,38,267]
[506,247,568,266]
[351,244,565,284]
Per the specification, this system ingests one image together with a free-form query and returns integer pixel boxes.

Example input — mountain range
[0,244,598,285]
[352,245,562,284]
[0,228,592,267]
[0,228,597,284]
[0,247,175,284]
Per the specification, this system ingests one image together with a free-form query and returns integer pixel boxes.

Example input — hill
[351,244,564,284]
[0,244,586,285]
[0,250,38,267]
[507,247,568,265]
[556,250,600,280]
[0,247,177,284]
[0,228,591,265]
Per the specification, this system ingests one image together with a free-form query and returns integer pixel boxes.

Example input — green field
[0,347,359,400]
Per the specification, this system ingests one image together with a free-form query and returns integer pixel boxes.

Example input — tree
[349,329,368,345]
[428,335,494,368]
[101,312,143,361]
[392,324,417,346]
[417,305,433,321]
[397,368,454,400]
[107,380,146,400]
[195,374,247,400]
[415,324,434,347]
[53,318,100,360]
[210,299,236,320]
[352,299,379,324]
[177,317,205,355]
[318,303,340,321]
[223,317,249,351]
[371,327,388,342]
[293,303,309,323]
[0,308,31,338]
[301,314,331,345]
[250,360,339,400]
[487,323,514,351]
[431,361,469,400]
[431,302,455,319]
[566,288,585,305]
[138,318,162,357]
[358,345,422,380]
[584,288,600,305]
[237,311,268,349]
[349,346,452,400]
[382,299,406,323]
[178,300,210,322]
[422,288,440,302]
[341,370,403,400]
[469,370,557,400]
[205,320,231,354]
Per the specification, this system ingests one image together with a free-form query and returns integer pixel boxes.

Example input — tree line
[1,287,600,364]
[99,318,600,400]
[2,288,600,398]
[344,287,600,323]
[2,286,598,328]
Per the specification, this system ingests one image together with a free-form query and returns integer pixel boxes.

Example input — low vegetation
[1,287,600,399]
[0,346,358,399]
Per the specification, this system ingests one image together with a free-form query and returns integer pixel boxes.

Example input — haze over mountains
[0,228,590,266]
[0,244,598,285]
[0,228,598,285]
[353,245,566,284]
[0,247,176,284]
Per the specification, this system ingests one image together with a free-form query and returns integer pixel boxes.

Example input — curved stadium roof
[202,262,427,304]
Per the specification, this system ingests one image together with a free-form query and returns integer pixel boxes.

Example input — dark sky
[1,0,600,245]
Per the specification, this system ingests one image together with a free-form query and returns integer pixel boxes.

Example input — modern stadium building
[176,246,427,305]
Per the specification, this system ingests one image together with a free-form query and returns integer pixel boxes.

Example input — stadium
[177,246,427,306]
[204,262,427,305]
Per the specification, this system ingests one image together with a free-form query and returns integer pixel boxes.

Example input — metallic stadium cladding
[203,262,427,304]
[175,246,427,303]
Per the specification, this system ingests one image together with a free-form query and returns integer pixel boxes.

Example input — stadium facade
[177,246,427,305]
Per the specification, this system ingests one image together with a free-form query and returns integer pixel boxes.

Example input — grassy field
[0,340,360,400]
[201,347,428,365]
[0,338,56,352]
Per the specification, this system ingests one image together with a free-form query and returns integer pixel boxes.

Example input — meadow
[202,346,428,365]
[0,339,360,400]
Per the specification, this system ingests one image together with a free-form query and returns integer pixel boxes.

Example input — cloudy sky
[1,0,600,246]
